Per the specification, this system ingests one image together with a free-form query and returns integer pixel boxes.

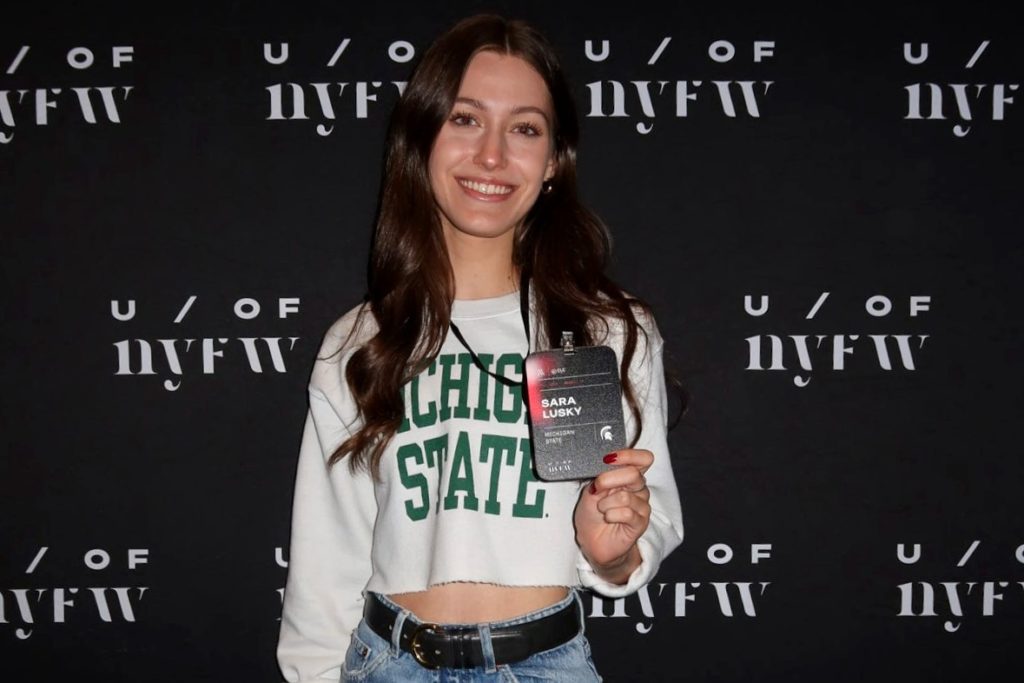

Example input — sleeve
[276,382,378,682]
[576,319,684,598]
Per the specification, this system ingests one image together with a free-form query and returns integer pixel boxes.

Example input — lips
[457,178,515,196]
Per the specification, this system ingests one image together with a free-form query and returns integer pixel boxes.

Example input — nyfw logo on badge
[0,44,134,145]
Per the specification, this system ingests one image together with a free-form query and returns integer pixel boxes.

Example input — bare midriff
[388,583,570,624]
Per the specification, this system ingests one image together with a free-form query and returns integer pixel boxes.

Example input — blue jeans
[341,590,602,682]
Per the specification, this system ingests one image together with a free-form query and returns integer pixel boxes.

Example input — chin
[454,224,518,240]
[444,211,525,240]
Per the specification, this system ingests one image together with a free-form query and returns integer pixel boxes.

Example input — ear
[544,154,557,182]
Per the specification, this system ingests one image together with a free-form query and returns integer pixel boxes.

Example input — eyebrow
[454,97,551,124]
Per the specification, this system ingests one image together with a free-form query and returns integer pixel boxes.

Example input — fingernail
[603,453,618,464]
[589,482,596,495]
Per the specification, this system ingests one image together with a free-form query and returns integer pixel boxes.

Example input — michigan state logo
[394,353,547,521]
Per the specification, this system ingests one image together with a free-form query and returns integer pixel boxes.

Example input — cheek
[511,143,555,179]
[427,151,449,198]
[428,135,463,189]
[427,157,441,194]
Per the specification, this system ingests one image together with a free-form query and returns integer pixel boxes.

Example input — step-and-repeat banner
[3,2,1021,681]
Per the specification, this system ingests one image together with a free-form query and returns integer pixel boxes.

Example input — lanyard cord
[448,270,531,388]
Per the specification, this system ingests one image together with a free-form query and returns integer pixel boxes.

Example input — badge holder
[524,332,627,481]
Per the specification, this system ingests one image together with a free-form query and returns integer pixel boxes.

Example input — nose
[473,126,507,170]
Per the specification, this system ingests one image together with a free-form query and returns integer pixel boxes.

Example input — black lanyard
[448,271,531,388]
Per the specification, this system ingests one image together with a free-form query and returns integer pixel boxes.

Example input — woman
[277,14,683,682]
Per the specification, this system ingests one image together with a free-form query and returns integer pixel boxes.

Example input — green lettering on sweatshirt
[479,434,517,515]
[512,437,545,518]
[492,353,524,424]
[438,353,474,421]
[397,442,429,521]
[410,361,438,428]
[471,353,494,422]
[443,431,479,511]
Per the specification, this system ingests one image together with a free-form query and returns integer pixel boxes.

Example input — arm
[277,347,378,681]
[575,322,684,598]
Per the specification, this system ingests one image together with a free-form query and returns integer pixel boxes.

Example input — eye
[513,122,543,137]
[449,111,478,126]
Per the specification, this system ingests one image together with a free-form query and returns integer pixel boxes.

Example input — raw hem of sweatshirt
[369,578,580,595]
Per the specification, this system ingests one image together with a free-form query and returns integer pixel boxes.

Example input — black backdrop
[2,2,1022,681]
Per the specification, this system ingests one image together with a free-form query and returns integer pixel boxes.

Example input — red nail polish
[603,453,618,464]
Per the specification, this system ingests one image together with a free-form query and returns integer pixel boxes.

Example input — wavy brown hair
[330,14,653,475]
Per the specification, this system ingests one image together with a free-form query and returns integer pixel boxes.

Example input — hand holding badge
[451,303,654,581]
[525,331,653,581]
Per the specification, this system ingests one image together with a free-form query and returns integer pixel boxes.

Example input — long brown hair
[330,15,652,474]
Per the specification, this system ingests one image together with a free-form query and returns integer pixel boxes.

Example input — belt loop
[572,588,586,635]
[479,623,497,673]
[391,606,411,654]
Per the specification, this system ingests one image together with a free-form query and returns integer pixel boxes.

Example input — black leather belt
[362,592,581,669]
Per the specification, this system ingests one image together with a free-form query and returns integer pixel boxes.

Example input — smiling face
[428,50,557,250]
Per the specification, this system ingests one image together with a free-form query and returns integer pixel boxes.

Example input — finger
[601,504,649,528]
[598,494,650,518]
[603,448,654,474]
[601,479,650,498]
[585,479,612,499]
[605,482,649,498]
[596,489,635,513]
[593,466,646,493]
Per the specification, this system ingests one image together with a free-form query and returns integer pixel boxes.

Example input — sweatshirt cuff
[576,536,658,598]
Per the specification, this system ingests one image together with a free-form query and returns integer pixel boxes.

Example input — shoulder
[310,301,378,398]
[320,301,378,357]
[590,298,664,359]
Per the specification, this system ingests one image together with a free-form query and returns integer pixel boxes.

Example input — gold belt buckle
[410,622,443,669]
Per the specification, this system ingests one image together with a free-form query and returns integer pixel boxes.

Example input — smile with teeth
[458,178,515,196]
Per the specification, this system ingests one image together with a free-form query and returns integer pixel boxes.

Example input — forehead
[457,50,553,114]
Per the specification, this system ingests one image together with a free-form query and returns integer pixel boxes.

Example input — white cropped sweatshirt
[277,292,683,682]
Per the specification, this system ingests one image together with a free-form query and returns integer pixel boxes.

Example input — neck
[445,228,518,300]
